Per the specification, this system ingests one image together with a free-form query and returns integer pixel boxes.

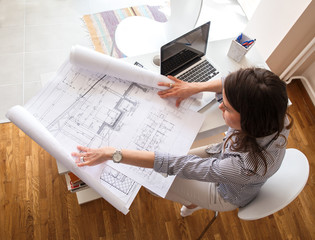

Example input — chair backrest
[238,148,309,220]
[165,0,203,41]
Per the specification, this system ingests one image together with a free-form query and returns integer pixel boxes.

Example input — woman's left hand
[157,76,199,107]
[71,145,115,167]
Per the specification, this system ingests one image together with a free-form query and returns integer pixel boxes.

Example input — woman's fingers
[167,75,182,82]
[176,98,184,108]
[158,88,175,97]
[157,81,175,88]
[71,151,80,158]
[72,146,91,164]
[77,145,89,152]
[157,75,183,89]
[76,160,90,167]
[72,146,111,167]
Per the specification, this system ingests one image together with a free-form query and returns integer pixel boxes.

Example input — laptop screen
[160,21,210,76]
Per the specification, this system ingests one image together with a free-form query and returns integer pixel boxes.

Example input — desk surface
[57,38,269,204]
[123,38,268,140]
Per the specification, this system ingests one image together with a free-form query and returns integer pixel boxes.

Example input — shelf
[63,172,101,204]
[56,160,69,175]
[76,188,101,204]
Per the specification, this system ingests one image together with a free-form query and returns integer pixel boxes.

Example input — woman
[72,67,292,217]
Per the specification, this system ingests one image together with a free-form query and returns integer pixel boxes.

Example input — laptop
[160,21,222,111]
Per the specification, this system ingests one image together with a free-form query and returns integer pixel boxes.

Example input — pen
[236,33,243,43]
[242,39,256,48]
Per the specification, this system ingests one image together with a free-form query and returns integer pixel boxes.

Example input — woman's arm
[157,76,223,107]
[72,146,155,168]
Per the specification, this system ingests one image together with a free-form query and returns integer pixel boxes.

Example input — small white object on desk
[227,33,256,62]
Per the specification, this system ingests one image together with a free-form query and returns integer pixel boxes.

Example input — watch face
[113,150,122,163]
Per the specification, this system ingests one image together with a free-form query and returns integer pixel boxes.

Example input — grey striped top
[153,124,290,207]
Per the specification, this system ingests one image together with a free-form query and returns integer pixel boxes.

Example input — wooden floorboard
[1,79,314,240]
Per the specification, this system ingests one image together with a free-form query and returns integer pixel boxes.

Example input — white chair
[197,148,310,240]
[114,0,203,57]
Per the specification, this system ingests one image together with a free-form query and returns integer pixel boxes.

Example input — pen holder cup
[227,34,255,62]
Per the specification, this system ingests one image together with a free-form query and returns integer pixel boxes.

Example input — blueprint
[6,46,205,214]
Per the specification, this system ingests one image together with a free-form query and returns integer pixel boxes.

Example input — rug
[83,5,168,58]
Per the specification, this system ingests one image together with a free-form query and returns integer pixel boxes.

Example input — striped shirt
[153,124,290,207]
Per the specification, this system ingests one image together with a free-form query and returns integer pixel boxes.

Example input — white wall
[244,0,311,60]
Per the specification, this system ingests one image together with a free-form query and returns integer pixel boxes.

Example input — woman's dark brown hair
[224,67,293,175]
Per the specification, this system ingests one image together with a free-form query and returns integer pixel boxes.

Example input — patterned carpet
[83,5,167,58]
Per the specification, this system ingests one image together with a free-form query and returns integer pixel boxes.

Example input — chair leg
[196,211,219,240]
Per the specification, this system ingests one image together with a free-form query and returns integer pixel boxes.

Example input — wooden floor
[1,79,314,240]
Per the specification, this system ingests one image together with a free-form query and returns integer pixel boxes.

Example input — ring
[80,156,84,162]
[169,83,173,88]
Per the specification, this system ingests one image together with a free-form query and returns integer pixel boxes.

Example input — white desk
[123,38,269,141]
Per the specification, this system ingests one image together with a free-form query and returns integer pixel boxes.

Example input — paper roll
[6,105,130,214]
[70,45,172,90]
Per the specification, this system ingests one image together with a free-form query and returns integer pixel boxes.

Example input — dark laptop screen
[160,21,210,76]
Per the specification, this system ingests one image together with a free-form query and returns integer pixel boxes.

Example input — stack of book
[67,172,88,192]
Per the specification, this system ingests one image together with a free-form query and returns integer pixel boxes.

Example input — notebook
[160,21,222,111]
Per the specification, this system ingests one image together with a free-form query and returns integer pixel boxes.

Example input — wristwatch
[112,149,123,163]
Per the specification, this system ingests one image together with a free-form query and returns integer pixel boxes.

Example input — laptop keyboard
[178,60,219,83]
[161,49,198,75]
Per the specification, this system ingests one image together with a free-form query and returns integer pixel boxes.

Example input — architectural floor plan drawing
[100,165,136,195]
[6,46,205,213]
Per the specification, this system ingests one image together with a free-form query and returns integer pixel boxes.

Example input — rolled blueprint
[70,45,173,89]
[6,105,130,214]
